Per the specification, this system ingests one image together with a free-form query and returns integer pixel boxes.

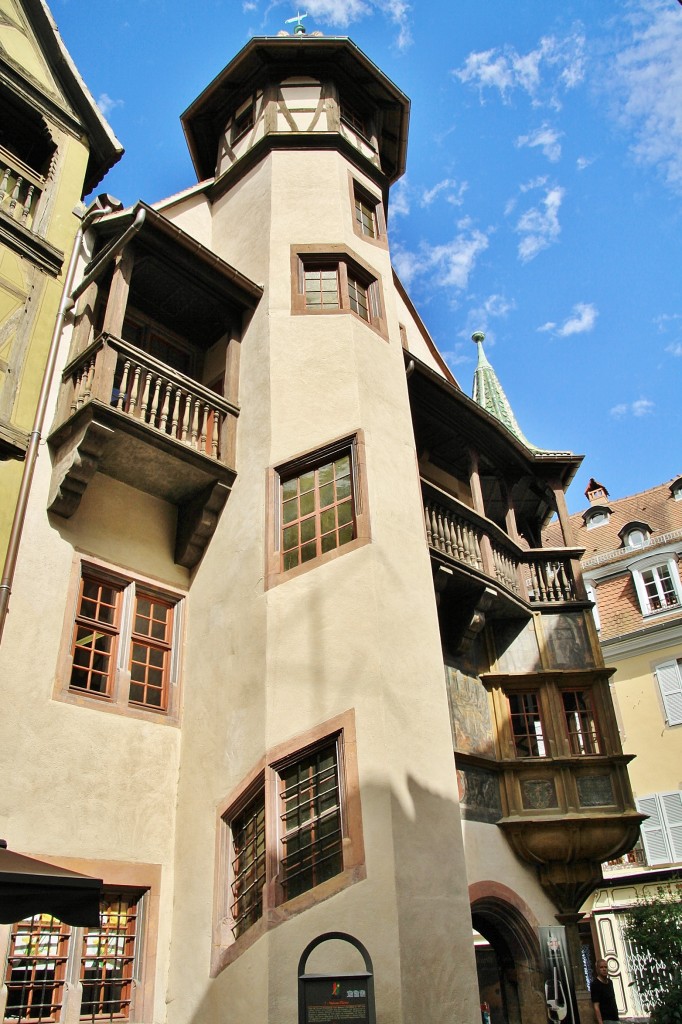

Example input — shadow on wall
[177,774,546,1024]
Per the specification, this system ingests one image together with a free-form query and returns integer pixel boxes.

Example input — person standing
[590,959,619,1024]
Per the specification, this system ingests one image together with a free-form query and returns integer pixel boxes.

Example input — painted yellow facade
[0,0,122,561]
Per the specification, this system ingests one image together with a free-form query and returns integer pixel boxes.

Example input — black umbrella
[0,841,103,927]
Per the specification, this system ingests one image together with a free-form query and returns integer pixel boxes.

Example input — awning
[0,842,103,927]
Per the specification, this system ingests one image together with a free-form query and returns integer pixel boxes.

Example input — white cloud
[453,32,585,108]
[538,302,597,336]
[516,124,563,162]
[666,343,682,357]
[97,93,124,116]
[460,293,515,342]
[304,0,411,48]
[420,178,468,207]
[610,398,655,419]
[576,156,594,171]
[654,312,682,332]
[389,178,410,220]
[557,302,598,336]
[515,184,564,262]
[393,223,491,294]
[242,1,257,10]
[608,0,682,192]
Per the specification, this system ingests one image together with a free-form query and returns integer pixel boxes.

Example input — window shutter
[654,660,682,726]
[636,794,672,865]
[660,791,682,861]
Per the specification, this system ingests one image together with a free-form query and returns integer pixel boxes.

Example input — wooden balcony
[47,332,239,568]
[423,479,583,611]
[0,145,44,230]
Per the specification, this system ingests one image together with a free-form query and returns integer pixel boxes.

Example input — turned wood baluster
[159,381,172,432]
[190,398,200,449]
[211,407,220,459]
[424,504,433,545]
[170,387,181,441]
[80,358,95,408]
[116,360,131,410]
[148,375,162,427]
[0,167,10,202]
[536,562,548,601]
[128,364,141,417]
[139,371,152,423]
[453,520,464,560]
[180,396,191,444]
[443,512,453,556]
[430,507,439,550]
[21,185,34,224]
[199,403,209,455]
[9,175,22,214]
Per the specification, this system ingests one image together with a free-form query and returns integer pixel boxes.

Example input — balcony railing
[62,333,237,464]
[0,146,44,231]
[423,480,579,606]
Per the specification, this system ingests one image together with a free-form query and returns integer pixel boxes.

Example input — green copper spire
[471,332,543,453]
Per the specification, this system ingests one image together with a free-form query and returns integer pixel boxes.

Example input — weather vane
[285,10,308,34]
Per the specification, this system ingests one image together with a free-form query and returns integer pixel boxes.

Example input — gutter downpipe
[0,204,145,644]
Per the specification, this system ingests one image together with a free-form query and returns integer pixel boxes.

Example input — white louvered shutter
[637,795,672,866]
[660,791,682,862]
[654,660,682,726]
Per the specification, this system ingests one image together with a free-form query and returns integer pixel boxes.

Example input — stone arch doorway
[470,882,545,1024]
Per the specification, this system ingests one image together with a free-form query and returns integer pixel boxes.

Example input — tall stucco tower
[0,24,641,1024]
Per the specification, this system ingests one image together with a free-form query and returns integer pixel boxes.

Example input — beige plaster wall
[163,146,481,1024]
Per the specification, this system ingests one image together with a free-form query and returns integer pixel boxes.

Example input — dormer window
[670,478,682,502]
[585,507,610,529]
[620,522,650,549]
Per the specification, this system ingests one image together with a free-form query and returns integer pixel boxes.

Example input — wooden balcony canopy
[88,202,263,345]
[405,351,582,534]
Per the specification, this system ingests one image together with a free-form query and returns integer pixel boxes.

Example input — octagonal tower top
[181,35,410,187]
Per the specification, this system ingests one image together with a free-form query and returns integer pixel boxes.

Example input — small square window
[350,179,387,246]
[293,248,385,335]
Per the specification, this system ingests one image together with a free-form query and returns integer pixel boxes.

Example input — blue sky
[53,0,681,512]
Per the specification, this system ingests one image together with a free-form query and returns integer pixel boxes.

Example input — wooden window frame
[348,174,387,248]
[213,711,365,975]
[55,559,185,725]
[265,431,371,590]
[507,690,547,758]
[631,554,682,616]
[291,244,388,339]
[560,688,602,755]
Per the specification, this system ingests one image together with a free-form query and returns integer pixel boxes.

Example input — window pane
[508,692,546,757]
[230,791,266,939]
[80,893,138,1020]
[279,742,343,901]
[348,276,369,321]
[305,267,339,310]
[5,915,70,1023]
[279,450,356,571]
[562,690,601,754]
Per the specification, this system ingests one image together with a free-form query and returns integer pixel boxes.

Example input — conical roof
[471,332,565,455]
